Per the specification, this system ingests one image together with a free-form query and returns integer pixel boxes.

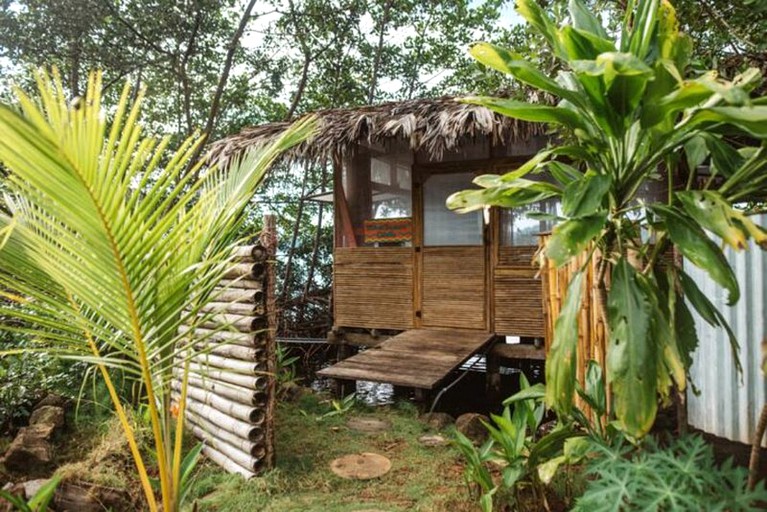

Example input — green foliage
[449,0,767,438]
[0,475,60,512]
[574,434,767,511]
[453,374,586,511]
[0,333,84,430]
[0,69,312,512]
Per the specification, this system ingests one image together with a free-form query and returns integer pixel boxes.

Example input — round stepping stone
[418,434,448,447]
[346,416,391,433]
[330,452,392,480]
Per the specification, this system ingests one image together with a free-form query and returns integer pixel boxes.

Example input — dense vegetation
[0,1,766,511]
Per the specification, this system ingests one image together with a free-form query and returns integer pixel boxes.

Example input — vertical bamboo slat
[173,216,277,478]
[539,235,606,407]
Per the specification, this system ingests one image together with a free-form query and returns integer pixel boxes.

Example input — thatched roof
[209,95,547,165]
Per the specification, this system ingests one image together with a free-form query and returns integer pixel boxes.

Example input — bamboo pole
[218,278,264,290]
[179,395,264,442]
[201,445,256,479]
[173,381,265,424]
[185,414,265,459]
[181,352,264,374]
[177,325,256,347]
[183,361,267,389]
[199,301,265,316]
[210,287,263,304]
[178,371,267,405]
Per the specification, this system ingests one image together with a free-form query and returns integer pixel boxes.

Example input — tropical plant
[448,0,767,438]
[0,69,314,511]
[453,374,587,511]
[574,433,767,511]
[0,475,60,512]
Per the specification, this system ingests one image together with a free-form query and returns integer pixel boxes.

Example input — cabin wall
[333,247,414,330]
[332,136,552,334]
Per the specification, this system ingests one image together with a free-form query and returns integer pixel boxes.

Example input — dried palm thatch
[209,95,547,165]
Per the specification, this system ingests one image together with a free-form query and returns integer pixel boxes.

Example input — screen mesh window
[423,172,483,246]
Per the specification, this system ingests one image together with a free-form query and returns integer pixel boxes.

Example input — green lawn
[185,392,475,512]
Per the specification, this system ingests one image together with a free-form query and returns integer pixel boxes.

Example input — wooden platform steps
[317,329,495,390]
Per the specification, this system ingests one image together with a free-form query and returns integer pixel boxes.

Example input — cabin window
[499,199,561,246]
[423,172,483,246]
[338,148,412,247]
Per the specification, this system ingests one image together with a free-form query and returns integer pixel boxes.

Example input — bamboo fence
[539,234,607,407]
[173,216,277,479]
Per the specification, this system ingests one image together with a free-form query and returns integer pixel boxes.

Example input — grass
[185,391,475,512]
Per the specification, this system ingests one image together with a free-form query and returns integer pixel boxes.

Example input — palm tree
[0,69,314,511]
[448,0,767,438]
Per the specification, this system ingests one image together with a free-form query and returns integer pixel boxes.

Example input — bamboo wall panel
[334,247,414,330]
[173,219,277,479]
[421,246,486,330]
[494,246,545,337]
[539,235,606,400]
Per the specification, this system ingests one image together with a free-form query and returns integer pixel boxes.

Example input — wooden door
[417,172,488,330]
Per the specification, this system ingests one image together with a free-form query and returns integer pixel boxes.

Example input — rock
[29,406,65,436]
[419,412,454,431]
[455,413,490,445]
[34,394,69,409]
[330,453,392,480]
[2,427,53,472]
[418,434,448,447]
[23,479,49,500]
[346,416,391,434]
[54,482,130,512]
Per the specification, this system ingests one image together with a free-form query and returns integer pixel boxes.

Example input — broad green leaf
[516,0,565,57]
[704,134,745,178]
[686,106,767,139]
[627,0,661,59]
[559,26,616,61]
[582,360,606,416]
[502,382,545,405]
[546,213,606,266]
[545,271,584,415]
[607,258,657,438]
[683,135,708,173]
[562,172,611,217]
[674,295,699,370]
[469,43,582,105]
[462,96,587,131]
[678,191,767,249]
[529,426,576,468]
[446,181,559,213]
[679,271,741,372]
[538,455,566,484]
[568,0,609,39]
[545,161,583,186]
[653,205,739,305]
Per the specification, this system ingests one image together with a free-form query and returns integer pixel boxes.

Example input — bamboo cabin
[212,96,573,395]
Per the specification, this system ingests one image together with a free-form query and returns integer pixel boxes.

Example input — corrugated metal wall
[686,217,767,446]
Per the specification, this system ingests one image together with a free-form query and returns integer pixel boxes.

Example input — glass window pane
[423,173,483,246]
[500,199,561,246]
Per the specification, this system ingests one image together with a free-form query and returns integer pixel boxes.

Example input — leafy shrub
[0,331,85,431]
[574,434,767,511]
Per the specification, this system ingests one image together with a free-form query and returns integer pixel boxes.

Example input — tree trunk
[749,402,767,490]
[187,0,259,177]
[367,0,392,104]
[280,163,310,306]
[286,54,312,119]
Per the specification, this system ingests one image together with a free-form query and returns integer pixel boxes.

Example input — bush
[0,331,85,432]
[574,434,767,511]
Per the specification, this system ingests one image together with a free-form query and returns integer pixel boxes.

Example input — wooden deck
[317,329,495,389]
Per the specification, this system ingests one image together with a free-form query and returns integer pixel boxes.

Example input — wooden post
[261,214,278,469]
[486,340,501,403]
[335,343,356,397]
